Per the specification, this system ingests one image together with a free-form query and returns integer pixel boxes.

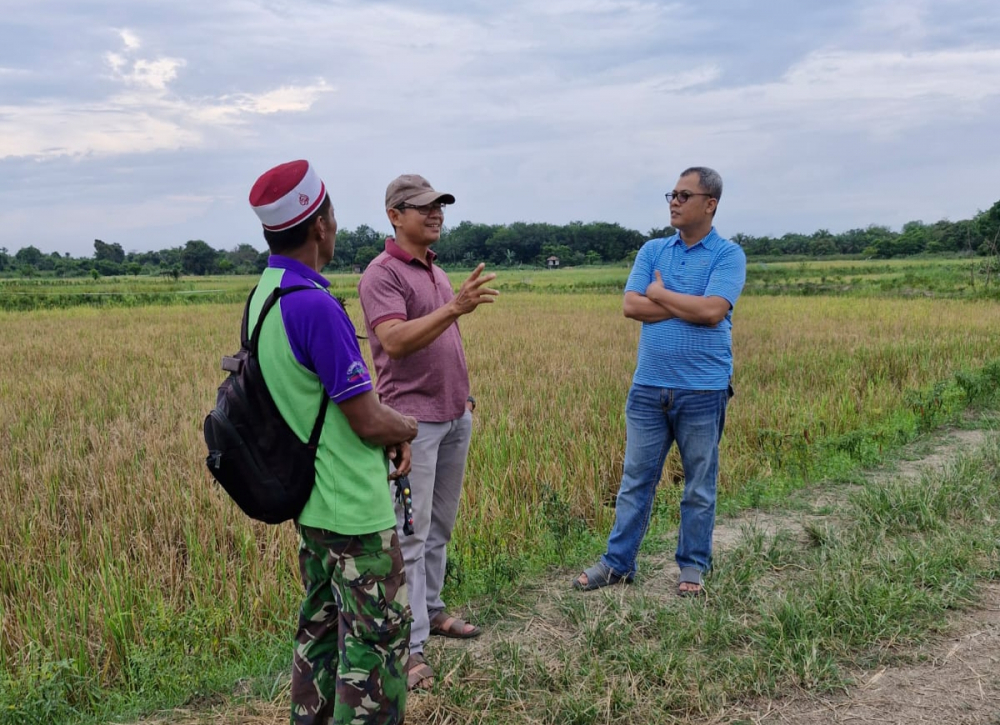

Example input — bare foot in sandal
[677,567,705,597]
[429,611,481,639]
[406,652,434,691]
[677,581,703,597]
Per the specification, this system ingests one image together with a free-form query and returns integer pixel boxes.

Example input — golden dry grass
[2,292,1000,692]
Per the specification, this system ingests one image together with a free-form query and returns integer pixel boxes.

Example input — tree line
[2,200,998,278]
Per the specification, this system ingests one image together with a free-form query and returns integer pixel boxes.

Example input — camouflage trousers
[292,525,411,725]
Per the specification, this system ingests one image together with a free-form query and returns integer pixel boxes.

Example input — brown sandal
[429,612,482,639]
[406,652,434,691]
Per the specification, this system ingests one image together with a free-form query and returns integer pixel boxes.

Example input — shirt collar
[666,227,719,250]
[267,255,330,288]
[384,236,437,267]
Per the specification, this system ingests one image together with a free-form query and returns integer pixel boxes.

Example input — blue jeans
[602,383,729,579]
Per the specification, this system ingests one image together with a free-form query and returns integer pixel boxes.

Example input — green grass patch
[4,283,1000,723]
[417,435,1000,724]
[5,257,1000,312]
[0,605,291,725]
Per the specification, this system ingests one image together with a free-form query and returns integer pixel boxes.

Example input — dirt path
[713,428,1000,725]
[133,429,999,724]
[729,582,1000,724]
[713,428,988,552]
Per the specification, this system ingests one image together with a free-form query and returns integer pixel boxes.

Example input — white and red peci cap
[249,160,327,231]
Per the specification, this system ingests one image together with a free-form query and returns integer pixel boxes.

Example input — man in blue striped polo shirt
[575,167,746,597]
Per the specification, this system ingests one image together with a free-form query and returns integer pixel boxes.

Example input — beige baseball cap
[385,174,455,210]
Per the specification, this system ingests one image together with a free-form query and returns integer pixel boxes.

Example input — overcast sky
[1,0,999,257]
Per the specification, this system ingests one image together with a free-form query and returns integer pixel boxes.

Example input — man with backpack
[247,160,418,725]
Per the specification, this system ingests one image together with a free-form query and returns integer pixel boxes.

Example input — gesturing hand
[451,263,499,316]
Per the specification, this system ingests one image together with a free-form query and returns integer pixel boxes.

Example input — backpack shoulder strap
[248,284,320,356]
[308,395,331,448]
[239,285,258,350]
[245,283,333,439]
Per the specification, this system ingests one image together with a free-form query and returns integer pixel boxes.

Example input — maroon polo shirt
[357,237,470,422]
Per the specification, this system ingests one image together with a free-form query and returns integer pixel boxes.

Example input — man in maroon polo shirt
[358,174,498,691]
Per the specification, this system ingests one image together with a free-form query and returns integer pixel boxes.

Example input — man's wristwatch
[467,395,477,412]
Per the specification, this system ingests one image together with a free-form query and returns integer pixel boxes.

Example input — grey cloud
[1,0,999,256]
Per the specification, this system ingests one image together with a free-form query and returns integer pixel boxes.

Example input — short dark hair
[262,195,332,254]
[681,167,723,202]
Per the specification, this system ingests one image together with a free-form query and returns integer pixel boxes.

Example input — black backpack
[203,284,329,524]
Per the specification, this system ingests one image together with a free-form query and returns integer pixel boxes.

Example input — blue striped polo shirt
[625,228,746,390]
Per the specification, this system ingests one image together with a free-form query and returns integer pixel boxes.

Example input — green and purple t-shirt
[253,256,395,535]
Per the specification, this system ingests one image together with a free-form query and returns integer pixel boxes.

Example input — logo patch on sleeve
[346,361,367,383]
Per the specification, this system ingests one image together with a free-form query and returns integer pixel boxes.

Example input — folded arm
[643,270,731,326]
[623,291,674,322]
